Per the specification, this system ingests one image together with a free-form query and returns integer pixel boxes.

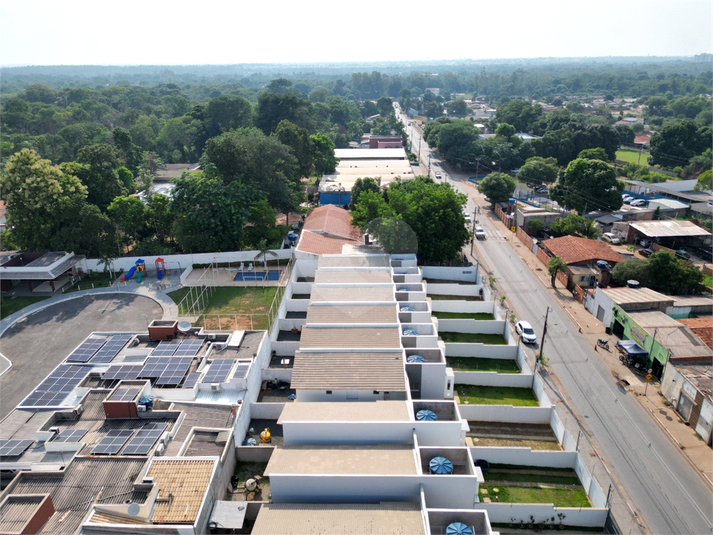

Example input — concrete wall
[421,362,447,400]
[249,402,285,420]
[459,405,553,423]
[438,319,508,336]
[474,503,607,528]
[454,371,533,388]
[261,368,292,383]
[430,300,499,318]
[426,283,482,298]
[235,445,275,462]
[422,266,481,284]
[445,344,519,359]
[83,249,293,273]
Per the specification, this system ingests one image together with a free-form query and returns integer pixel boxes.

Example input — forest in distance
[0,55,711,263]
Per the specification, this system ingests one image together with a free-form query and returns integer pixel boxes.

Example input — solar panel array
[121,422,168,455]
[201,359,235,383]
[101,365,141,381]
[182,373,201,389]
[89,335,132,363]
[20,365,90,408]
[108,387,141,402]
[66,337,107,363]
[174,339,203,356]
[233,360,251,380]
[137,357,170,379]
[91,429,134,455]
[0,439,34,457]
[151,340,180,357]
[155,358,193,386]
[51,429,87,443]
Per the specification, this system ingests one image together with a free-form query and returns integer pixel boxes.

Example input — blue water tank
[287,231,298,244]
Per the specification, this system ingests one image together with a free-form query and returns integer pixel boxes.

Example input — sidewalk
[469,192,713,490]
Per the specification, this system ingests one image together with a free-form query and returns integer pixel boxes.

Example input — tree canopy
[478,172,517,206]
[550,158,623,214]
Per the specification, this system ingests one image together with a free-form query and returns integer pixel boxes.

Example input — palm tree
[548,255,568,289]
[254,239,278,270]
[578,219,601,240]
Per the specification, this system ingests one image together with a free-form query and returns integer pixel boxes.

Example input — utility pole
[538,307,550,368]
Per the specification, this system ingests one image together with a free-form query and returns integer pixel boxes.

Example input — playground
[120,258,167,283]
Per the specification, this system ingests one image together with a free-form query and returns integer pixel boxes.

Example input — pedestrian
[594,343,598,352]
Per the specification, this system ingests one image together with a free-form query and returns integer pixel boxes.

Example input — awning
[616,339,649,357]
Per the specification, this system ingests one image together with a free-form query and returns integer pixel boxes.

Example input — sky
[1,0,711,66]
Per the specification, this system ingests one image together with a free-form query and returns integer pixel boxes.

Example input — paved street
[399,109,713,535]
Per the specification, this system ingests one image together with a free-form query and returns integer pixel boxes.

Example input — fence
[180,259,295,332]
[515,225,533,249]
[176,263,218,317]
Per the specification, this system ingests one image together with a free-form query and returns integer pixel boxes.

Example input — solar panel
[67,337,107,363]
[174,339,203,357]
[201,360,235,384]
[108,387,141,402]
[233,361,251,380]
[154,358,192,386]
[19,365,90,408]
[51,429,87,443]
[151,340,180,357]
[0,439,34,457]
[91,429,134,455]
[121,423,168,455]
[182,373,201,389]
[101,365,141,381]
[137,357,169,379]
[90,335,132,363]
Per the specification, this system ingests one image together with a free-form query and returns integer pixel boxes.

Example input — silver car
[516,321,537,344]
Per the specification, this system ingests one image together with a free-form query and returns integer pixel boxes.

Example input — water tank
[287,231,298,244]
[627,280,640,288]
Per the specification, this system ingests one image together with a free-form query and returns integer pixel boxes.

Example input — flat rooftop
[334,148,407,160]
[318,255,391,268]
[306,303,398,324]
[629,220,711,238]
[628,310,713,359]
[310,286,394,303]
[314,269,393,284]
[299,326,402,349]
[252,503,426,535]
[265,444,417,476]
[291,351,407,391]
[278,401,411,424]
[602,287,673,306]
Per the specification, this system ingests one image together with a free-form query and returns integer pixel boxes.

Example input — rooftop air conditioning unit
[73,404,84,417]
[208,334,217,341]
[214,343,228,351]
[211,383,222,392]
[142,477,154,485]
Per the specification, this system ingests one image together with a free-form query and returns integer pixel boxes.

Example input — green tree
[647,250,704,294]
[550,158,623,214]
[0,149,88,251]
[495,100,543,132]
[257,92,315,134]
[648,119,711,167]
[517,156,559,185]
[577,147,609,162]
[447,99,468,117]
[244,200,284,248]
[351,190,394,229]
[254,238,279,270]
[75,143,127,210]
[548,214,600,238]
[275,120,312,178]
[309,133,338,176]
[350,177,381,209]
[146,193,175,244]
[478,172,517,206]
[107,195,147,243]
[527,218,544,235]
[694,169,712,191]
[611,258,652,287]
[204,95,253,137]
[548,256,568,288]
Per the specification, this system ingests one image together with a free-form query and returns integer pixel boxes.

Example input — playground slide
[122,266,137,281]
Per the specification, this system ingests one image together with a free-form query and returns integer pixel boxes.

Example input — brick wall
[536,246,551,267]
[516,226,533,249]
[573,284,587,303]
[652,243,675,254]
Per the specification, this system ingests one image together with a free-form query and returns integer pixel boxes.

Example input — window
[326,390,332,395]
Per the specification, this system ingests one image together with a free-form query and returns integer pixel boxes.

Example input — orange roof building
[542,235,625,265]
[296,205,362,257]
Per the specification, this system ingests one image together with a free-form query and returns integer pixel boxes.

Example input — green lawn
[616,149,647,164]
[479,485,590,507]
[433,311,494,320]
[0,296,51,320]
[489,464,575,473]
[429,294,481,301]
[486,472,581,485]
[446,357,520,373]
[457,385,539,406]
[169,286,278,317]
[64,271,116,293]
[703,274,712,287]
[440,332,507,345]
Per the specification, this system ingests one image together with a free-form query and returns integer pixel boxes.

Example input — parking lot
[0,294,162,418]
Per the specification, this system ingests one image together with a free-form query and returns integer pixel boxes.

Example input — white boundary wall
[459,405,553,423]
[83,248,293,273]
[475,503,608,528]
[421,266,481,284]
[431,300,501,320]
[446,344,518,359]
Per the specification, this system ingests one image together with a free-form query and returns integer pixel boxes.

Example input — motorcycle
[597,339,610,351]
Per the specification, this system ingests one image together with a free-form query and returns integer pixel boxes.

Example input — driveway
[0,294,162,419]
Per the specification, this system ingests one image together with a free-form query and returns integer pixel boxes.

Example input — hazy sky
[1,0,711,66]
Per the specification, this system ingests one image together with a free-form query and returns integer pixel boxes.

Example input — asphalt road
[399,109,713,535]
[0,294,162,419]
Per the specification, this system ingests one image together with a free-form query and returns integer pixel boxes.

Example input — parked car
[630,199,648,207]
[639,248,654,257]
[675,249,691,259]
[475,227,486,240]
[464,213,472,225]
[435,171,442,179]
[535,186,549,194]
[516,321,537,344]
[602,232,621,245]
[622,195,633,204]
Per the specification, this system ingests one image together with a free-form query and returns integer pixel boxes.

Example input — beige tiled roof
[147,459,215,524]
[265,445,417,476]
[310,286,394,302]
[278,401,411,423]
[300,326,401,349]
[252,503,426,535]
[291,351,406,391]
[318,255,391,268]
[306,303,398,324]
[314,269,393,284]
[303,205,361,240]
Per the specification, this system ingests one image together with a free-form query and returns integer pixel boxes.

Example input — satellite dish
[127,503,141,517]
[245,478,257,491]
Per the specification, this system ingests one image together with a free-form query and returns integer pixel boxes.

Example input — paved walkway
[466,188,713,490]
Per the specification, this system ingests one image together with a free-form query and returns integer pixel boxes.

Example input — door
[596,306,605,322]
[677,394,694,422]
